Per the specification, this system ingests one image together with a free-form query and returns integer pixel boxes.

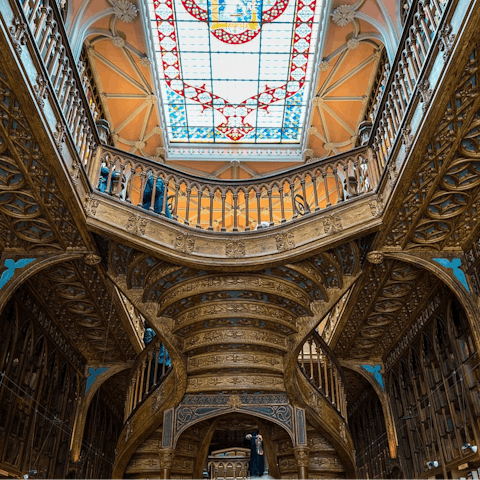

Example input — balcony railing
[90,145,376,232]
[298,331,347,419]
[369,0,450,169]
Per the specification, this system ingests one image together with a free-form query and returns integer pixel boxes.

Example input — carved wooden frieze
[187,352,283,372]
[183,328,287,352]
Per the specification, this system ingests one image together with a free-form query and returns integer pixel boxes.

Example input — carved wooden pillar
[158,447,175,479]
[293,446,310,479]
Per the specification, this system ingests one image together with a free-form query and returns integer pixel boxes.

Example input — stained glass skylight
[148,0,324,144]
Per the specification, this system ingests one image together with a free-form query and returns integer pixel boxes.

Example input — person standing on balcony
[142,174,172,218]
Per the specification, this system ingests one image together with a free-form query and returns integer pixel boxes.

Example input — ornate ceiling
[67,0,400,178]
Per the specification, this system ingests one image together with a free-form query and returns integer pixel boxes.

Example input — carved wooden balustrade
[370,0,450,169]
[90,145,376,232]
[16,0,99,164]
[298,331,347,419]
[124,335,172,421]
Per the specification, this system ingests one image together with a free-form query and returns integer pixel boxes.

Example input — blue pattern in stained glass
[167,90,187,126]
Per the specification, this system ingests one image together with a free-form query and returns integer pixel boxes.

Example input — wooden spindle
[208,191,214,231]
[268,189,273,226]
[196,187,202,228]
[233,191,238,232]
[244,189,250,231]
[279,185,286,223]
[221,191,226,231]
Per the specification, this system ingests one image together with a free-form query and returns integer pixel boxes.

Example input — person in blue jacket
[142,175,172,218]
[143,326,171,385]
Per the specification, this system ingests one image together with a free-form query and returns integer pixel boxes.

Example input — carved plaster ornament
[175,232,195,253]
[84,253,102,265]
[84,194,99,217]
[323,214,342,234]
[368,195,384,218]
[9,17,27,54]
[33,75,49,109]
[112,0,138,22]
[418,79,433,112]
[126,213,148,236]
[54,122,66,151]
[70,159,81,185]
[139,56,151,67]
[402,125,413,152]
[226,239,246,258]
[367,251,384,265]
[318,60,330,71]
[331,4,356,27]
[347,37,360,50]
[111,35,126,48]
[276,231,295,252]
[439,23,456,61]
[227,394,242,409]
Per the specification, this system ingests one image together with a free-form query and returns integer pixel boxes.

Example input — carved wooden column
[158,447,175,479]
[293,446,310,479]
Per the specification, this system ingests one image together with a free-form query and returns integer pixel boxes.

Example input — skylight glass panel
[150,0,323,143]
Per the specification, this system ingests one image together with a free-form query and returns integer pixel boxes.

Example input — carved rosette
[331,5,355,26]
[112,0,138,22]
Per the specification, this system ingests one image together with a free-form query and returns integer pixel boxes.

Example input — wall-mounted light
[426,461,439,469]
[462,443,478,454]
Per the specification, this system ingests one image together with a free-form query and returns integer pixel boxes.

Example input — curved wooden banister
[298,330,347,419]
[124,336,172,421]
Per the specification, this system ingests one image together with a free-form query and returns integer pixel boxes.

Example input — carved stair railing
[89,144,376,232]
[368,0,451,170]
[14,0,99,163]
[124,335,172,422]
[294,330,356,473]
[298,330,347,419]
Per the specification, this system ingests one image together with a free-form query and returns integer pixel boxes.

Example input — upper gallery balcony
[0,0,471,264]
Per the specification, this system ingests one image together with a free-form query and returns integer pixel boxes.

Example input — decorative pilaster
[293,446,310,479]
